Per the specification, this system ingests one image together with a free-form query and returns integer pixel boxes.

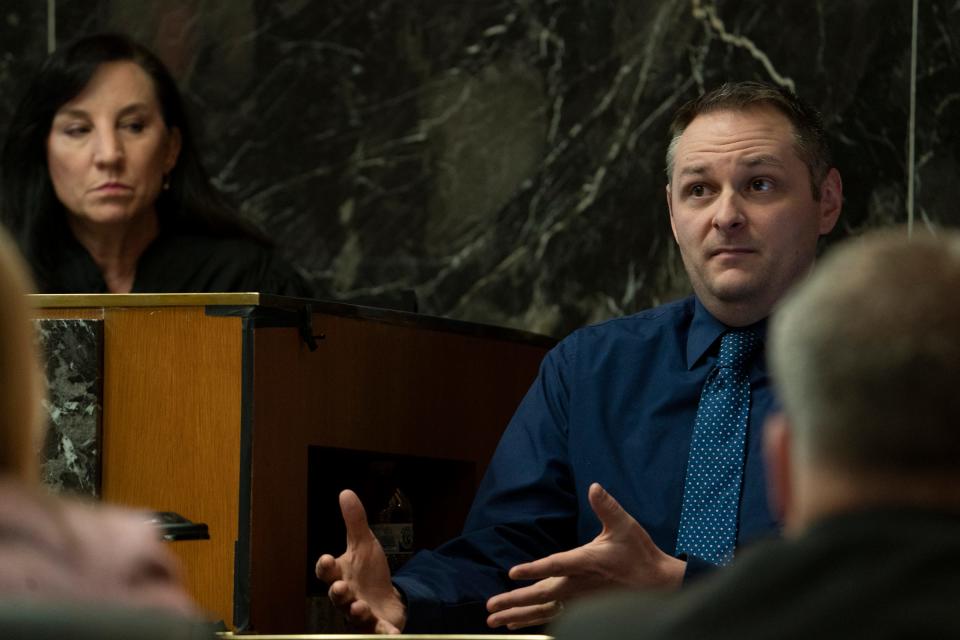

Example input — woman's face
[46,61,181,231]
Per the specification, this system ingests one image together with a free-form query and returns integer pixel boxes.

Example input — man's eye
[690,185,706,197]
[750,178,773,192]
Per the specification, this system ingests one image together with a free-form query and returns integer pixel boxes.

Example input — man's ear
[763,411,794,529]
[817,168,843,235]
[666,184,678,242]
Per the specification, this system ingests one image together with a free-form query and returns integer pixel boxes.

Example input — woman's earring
[162,174,171,190]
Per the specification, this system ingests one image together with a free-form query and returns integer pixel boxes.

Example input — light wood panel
[101,307,243,627]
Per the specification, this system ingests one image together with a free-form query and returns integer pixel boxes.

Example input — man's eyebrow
[740,154,785,168]
[677,165,708,178]
[675,154,786,179]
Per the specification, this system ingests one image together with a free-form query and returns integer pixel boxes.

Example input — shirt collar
[686,297,768,370]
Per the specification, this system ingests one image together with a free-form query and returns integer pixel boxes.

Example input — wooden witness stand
[30,293,552,633]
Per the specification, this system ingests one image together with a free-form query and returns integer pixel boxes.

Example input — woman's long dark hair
[0,33,266,291]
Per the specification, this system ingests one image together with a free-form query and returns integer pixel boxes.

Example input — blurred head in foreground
[0,224,45,483]
[766,226,960,532]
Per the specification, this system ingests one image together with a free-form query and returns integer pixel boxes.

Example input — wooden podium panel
[30,294,553,633]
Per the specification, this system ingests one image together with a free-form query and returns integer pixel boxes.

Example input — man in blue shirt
[315,81,844,633]
[551,229,960,640]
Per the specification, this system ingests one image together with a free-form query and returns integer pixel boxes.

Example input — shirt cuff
[392,576,442,633]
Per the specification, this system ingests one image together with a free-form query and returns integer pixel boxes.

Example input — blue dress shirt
[394,296,780,632]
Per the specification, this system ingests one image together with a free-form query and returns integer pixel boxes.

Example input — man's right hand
[315,490,407,634]
[485,483,685,629]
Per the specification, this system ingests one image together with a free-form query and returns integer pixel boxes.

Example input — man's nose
[712,189,746,232]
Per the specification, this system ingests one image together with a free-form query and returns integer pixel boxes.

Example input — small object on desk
[372,486,414,572]
[148,511,211,541]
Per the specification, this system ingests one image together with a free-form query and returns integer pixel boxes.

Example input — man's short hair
[769,228,960,475]
[665,81,832,199]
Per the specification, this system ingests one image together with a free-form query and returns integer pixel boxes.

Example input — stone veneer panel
[36,319,103,496]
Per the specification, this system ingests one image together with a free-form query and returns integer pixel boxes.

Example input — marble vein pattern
[36,319,103,497]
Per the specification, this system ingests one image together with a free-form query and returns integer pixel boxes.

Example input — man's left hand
[485,482,686,630]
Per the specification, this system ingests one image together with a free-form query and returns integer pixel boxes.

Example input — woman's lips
[92,182,133,194]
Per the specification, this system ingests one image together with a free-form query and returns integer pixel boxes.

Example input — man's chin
[705,274,763,304]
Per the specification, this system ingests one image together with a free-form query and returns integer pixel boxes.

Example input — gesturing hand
[485,482,685,630]
[314,490,407,634]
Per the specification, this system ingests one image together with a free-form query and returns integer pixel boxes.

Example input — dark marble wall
[2,1,957,338]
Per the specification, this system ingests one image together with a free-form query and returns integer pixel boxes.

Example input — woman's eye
[122,121,146,133]
[63,125,90,137]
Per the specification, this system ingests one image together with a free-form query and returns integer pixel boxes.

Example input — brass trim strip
[29,293,262,308]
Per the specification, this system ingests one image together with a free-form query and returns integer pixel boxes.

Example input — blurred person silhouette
[0,221,201,619]
[551,227,960,640]
[1,32,309,296]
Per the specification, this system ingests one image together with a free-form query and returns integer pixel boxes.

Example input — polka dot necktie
[675,328,762,566]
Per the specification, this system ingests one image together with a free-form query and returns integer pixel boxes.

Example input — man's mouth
[709,246,756,258]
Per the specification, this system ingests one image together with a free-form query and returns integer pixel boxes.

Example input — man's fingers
[339,489,372,547]
[328,578,404,634]
[343,598,402,635]
[487,601,564,630]
[348,599,380,629]
[487,576,563,612]
[508,550,579,581]
[375,617,403,635]
[315,554,342,582]
[588,482,631,532]
[328,579,357,608]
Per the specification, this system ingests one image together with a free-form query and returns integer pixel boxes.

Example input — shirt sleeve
[393,335,579,633]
